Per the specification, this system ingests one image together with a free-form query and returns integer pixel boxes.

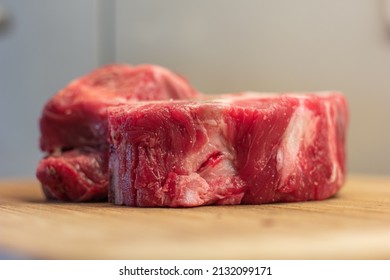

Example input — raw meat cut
[37,64,199,202]
[39,64,199,152]
[108,92,348,207]
[36,147,108,202]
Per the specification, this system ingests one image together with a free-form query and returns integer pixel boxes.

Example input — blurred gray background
[0,0,389,178]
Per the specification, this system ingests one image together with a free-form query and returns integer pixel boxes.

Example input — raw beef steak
[108,92,348,207]
[37,64,198,202]
[40,64,199,152]
[36,147,108,202]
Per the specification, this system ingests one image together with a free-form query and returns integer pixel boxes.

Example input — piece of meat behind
[37,64,199,202]
[39,64,199,152]
[36,147,108,202]
[108,92,348,207]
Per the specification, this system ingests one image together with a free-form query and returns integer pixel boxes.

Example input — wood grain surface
[0,175,389,259]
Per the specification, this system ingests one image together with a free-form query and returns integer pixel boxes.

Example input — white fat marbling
[277,100,319,185]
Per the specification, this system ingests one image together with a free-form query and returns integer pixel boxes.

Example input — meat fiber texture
[108,92,348,207]
[36,64,199,202]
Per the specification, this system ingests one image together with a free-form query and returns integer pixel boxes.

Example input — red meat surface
[108,92,348,207]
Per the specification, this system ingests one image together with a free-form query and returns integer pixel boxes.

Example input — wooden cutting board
[0,175,389,259]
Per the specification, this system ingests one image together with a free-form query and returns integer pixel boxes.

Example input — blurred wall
[0,0,389,177]
[116,0,390,175]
